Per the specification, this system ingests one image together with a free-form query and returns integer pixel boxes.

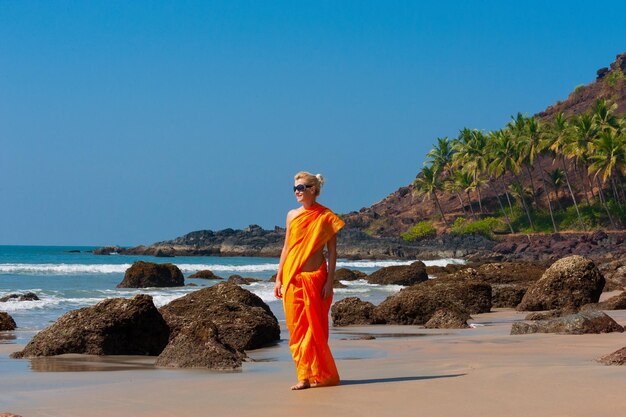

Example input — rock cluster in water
[11,283,280,371]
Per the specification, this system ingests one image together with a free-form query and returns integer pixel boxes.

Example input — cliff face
[342,52,626,239]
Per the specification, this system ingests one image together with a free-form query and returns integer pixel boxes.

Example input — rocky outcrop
[117,261,184,288]
[155,320,245,370]
[0,312,17,331]
[159,282,279,351]
[331,297,376,326]
[516,256,605,311]
[491,285,527,308]
[367,261,428,286]
[227,275,261,285]
[11,295,169,358]
[0,292,40,302]
[92,246,123,255]
[335,268,367,281]
[424,308,471,329]
[188,270,223,279]
[373,279,491,325]
[598,257,626,291]
[598,346,626,365]
[491,232,626,263]
[511,310,624,335]
[581,291,626,311]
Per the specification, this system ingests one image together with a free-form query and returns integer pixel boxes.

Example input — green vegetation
[401,221,436,241]
[450,217,505,238]
[406,98,626,238]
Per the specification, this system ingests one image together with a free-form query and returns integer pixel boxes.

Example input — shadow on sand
[340,373,465,386]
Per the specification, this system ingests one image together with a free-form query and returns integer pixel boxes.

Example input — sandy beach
[2,305,626,417]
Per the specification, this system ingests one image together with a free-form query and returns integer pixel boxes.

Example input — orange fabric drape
[282,203,344,385]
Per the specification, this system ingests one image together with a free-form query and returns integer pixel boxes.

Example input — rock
[117,261,184,288]
[227,275,249,285]
[511,310,624,335]
[525,310,573,321]
[373,279,491,325]
[598,346,626,365]
[0,292,40,302]
[424,308,471,329]
[598,257,626,291]
[154,249,174,258]
[591,230,608,243]
[0,312,17,331]
[471,262,545,284]
[92,246,123,255]
[155,320,245,370]
[367,261,428,286]
[11,295,169,358]
[516,256,605,311]
[581,291,626,311]
[188,270,223,280]
[335,268,367,281]
[159,282,279,351]
[425,264,465,277]
[331,297,376,326]
[491,285,527,308]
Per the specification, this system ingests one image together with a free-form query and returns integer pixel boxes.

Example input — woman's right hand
[274,278,283,299]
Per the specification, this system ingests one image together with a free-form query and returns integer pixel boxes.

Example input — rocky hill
[342,52,626,239]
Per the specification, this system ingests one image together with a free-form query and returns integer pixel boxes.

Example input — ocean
[0,245,464,345]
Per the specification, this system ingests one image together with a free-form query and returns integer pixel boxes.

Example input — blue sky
[1,1,625,246]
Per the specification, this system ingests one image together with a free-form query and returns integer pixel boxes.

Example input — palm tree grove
[410,99,626,240]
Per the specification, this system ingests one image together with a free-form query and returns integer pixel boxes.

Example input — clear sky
[1,1,625,246]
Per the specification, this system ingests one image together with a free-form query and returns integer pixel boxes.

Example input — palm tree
[588,130,626,227]
[413,165,448,227]
[427,137,468,214]
[548,112,585,229]
[487,128,535,230]
[453,129,488,214]
[567,113,596,205]
[484,130,515,233]
[509,113,539,207]
[547,168,565,210]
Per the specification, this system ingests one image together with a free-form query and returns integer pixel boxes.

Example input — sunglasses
[293,184,314,192]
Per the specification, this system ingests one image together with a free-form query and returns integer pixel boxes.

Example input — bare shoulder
[286,208,302,224]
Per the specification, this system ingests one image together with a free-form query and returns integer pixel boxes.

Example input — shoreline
[2,307,626,416]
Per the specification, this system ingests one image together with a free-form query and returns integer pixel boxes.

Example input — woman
[274,171,345,390]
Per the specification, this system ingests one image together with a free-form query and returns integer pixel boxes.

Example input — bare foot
[290,380,311,390]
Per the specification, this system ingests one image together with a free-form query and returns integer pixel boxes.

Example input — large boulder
[367,261,428,286]
[424,308,471,329]
[159,282,279,351]
[511,310,624,335]
[155,320,245,370]
[516,256,605,311]
[373,279,491,325]
[331,297,376,326]
[117,261,184,288]
[0,312,16,331]
[11,295,169,358]
[0,292,40,302]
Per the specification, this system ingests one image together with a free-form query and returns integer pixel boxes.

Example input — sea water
[0,245,464,344]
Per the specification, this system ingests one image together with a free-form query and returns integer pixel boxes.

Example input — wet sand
[1,307,626,417]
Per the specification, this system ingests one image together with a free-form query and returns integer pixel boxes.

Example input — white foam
[0,263,132,275]
[0,258,464,276]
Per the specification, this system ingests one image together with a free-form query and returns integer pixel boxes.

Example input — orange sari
[282,203,344,386]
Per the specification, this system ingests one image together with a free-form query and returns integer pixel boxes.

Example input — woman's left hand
[321,279,333,300]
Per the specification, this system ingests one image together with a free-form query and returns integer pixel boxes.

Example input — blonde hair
[294,171,324,196]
